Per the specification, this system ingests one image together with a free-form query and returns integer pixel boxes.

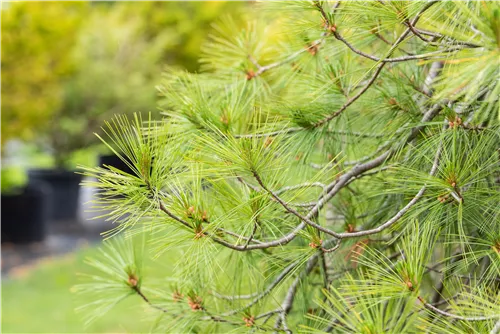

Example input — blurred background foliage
[1,1,246,170]
[1,2,250,332]
[1,2,86,145]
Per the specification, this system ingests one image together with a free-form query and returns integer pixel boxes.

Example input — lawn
[2,244,167,333]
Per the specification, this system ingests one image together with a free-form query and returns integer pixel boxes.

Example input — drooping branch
[132,285,168,313]
[403,22,483,48]
[332,31,464,63]
[158,200,192,229]
[405,19,434,43]
[252,170,343,239]
[331,121,444,239]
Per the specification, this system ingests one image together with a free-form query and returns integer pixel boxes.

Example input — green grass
[1,244,165,334]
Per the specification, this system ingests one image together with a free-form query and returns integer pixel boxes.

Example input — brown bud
[128,274,138,287]
[245,70,256,80]
[306,43,319,56]
[309,239,322,249]
[243,316,255,327]
[328,23,337,33]
[187,206,195,217]
[388,97,397,105]
[187,296,203,311]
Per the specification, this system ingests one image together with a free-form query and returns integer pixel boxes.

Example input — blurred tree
[1,1,87,144]
[1,1,247,168]
[117,1,245,72]
[50,5,169,167]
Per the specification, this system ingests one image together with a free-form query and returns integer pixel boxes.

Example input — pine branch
[79,2,500,331]
[133,286,168,313]
[158,199,192,230]
[216,226,264,245]
[275,253,319,328]
[158,98,443,254]
[405,19,434,43]
[242,220,259,249]
[275,239,340,330]
[418,296,500,321]
[159,191,264,247]
[313,62,386,127]
[333,123,444,239]
[333,31,464,63]
[234,128,384,139]
[275,182,326,195]
[219,261,299,316]
[250,39,324,79]
[252,170,343,238]
[312,1,436,127]
[404,24,483,48]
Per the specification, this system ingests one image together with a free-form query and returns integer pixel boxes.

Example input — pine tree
[76,1,499,333]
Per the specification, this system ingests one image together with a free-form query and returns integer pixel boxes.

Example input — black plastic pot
[28,169,82,221]
[98,154,135,175]
[1,182,50,243]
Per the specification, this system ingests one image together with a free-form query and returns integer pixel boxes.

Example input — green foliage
[1,2,246,168]
[78,1,500,333]
[1,1,87,144]
[74,236,147,325]
[0,167,27,194]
